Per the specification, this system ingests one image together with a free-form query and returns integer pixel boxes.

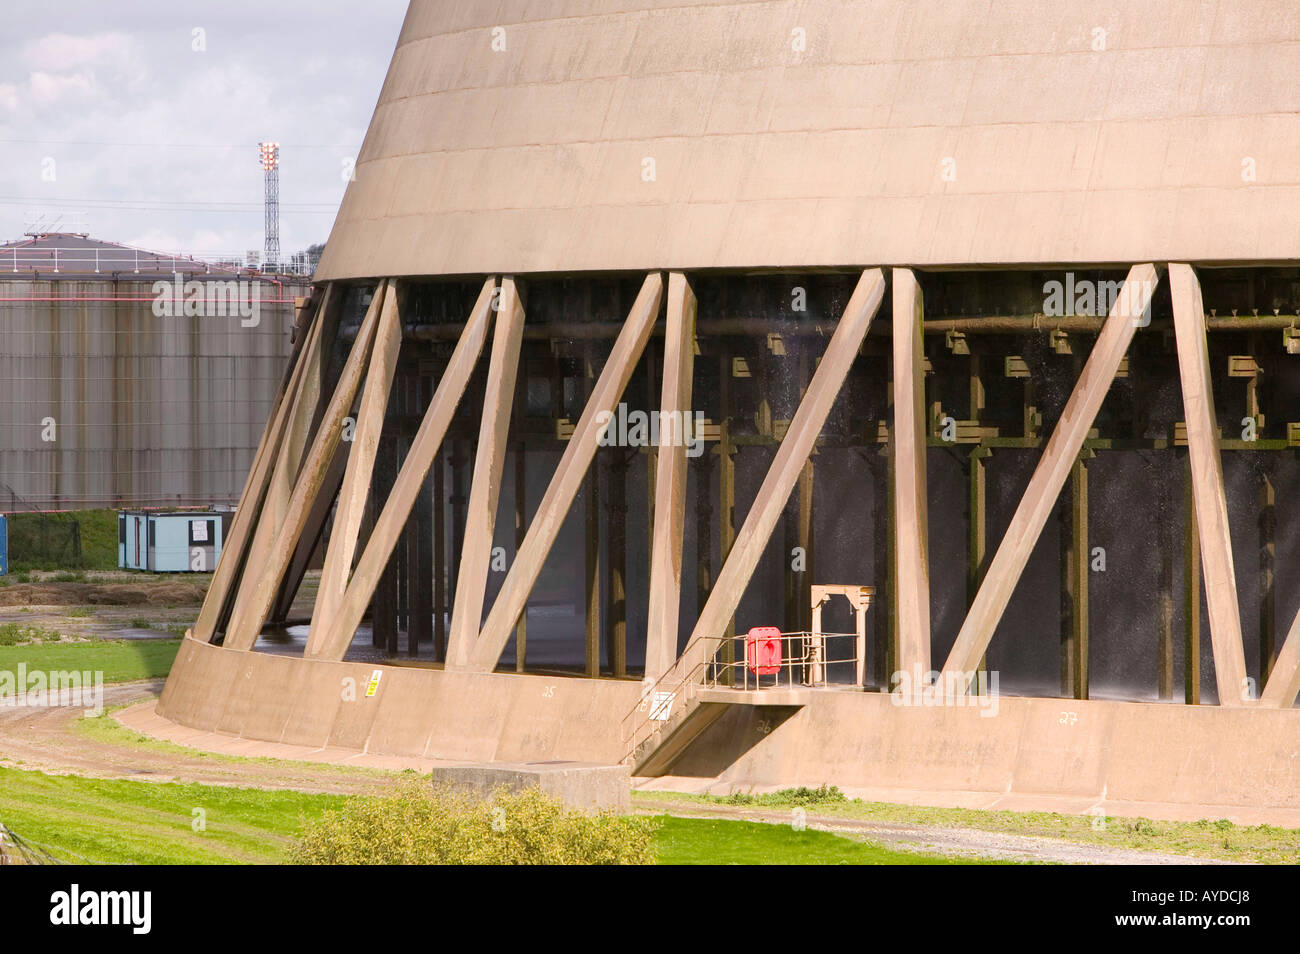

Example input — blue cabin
[0,514,7,575]
[118,510,226,573]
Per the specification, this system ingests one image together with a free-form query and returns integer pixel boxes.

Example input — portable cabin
[0,514,7,575]
[117,510,226,573]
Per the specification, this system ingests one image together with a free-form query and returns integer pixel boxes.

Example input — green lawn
[0,767,345,864]
[653,814,974,864]
[0,768,971,865]
[638,790,1300,864]
[0,637,181,684]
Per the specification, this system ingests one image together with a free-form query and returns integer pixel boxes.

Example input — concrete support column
[1260,463,1276,683]
[608,452,628,678]
[1157,463,1175,700]
[433,446,446,661]
[1184,453,1202,705]
[583,348,601,677]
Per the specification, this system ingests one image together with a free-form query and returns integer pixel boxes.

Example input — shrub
[721,784,848,808]
[291,779,658,865]
[0,622,62,646]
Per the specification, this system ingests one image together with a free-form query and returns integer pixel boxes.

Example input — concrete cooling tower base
[157,639,1300,823]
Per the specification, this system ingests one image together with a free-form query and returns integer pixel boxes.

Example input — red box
[745,626,782,675]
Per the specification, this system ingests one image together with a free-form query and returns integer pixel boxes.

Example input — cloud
[0,4,408,252]
[27,70,98,104]
[22,31,136,69]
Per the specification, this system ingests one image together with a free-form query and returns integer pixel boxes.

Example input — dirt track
[0,580,207,607]
[0,681,390,796]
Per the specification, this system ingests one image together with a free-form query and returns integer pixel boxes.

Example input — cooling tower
[159,1,1300,817]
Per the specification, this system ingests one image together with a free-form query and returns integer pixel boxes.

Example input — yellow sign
[365,670,382,697]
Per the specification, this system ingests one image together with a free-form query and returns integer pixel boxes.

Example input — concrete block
[429,761,631,812]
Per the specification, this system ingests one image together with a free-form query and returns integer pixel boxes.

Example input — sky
[0,0,409,259]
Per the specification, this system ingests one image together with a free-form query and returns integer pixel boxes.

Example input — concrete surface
[156,640,1300,824]
[318,0,1300,279]
[429,761,631,812]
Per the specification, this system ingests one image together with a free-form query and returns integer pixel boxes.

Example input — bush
[291,779,659,865]
[0,622,62,646]
[721,785,848,808]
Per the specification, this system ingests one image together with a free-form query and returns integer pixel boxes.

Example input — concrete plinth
[429,761,631,812]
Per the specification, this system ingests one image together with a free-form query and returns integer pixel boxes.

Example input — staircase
[623,632,824,776]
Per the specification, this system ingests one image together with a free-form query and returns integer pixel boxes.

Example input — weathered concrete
[429,761,631,812]
[318,1,1300,279]
[158,641,1300,819]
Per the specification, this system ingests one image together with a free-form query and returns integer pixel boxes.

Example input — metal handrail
[705,631,861,692]
[621,629,861,760]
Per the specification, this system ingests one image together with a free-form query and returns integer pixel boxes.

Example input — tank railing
[6,247,316,276]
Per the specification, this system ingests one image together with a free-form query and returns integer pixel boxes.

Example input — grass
[0,637,182,683]
[637,790,1300,864]
[0,767,972,865]
[652,814,977,864]
[0,767,345,864]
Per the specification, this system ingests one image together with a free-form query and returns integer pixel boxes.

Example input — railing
[621,632,716,758]
[621,629,861,762]
[5,246,316,276]
[705,631,862,692]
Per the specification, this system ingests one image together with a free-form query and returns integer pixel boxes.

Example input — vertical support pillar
[798,457,814,632]
[968,446,989,683]
[694,451,713,622]
[585,458,601,676]
[410,449,432,654]
[892,268,931,677]
[718,351,736,681]
[1184,453,1202,705]
[871,447,893,689]
[584,353,601,678]
[644,272,696,680]
[783,496,799,634]
[1260,463,1276,683]
[513,441,527,672]
[449,439,468,601]
[608,452,628,677]
[372,433,399,653]
[1157,465,1175,700]
[433,447,446,661]
[1071,455,1089,700]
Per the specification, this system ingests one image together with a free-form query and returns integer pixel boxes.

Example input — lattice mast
[258,141,280,271]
